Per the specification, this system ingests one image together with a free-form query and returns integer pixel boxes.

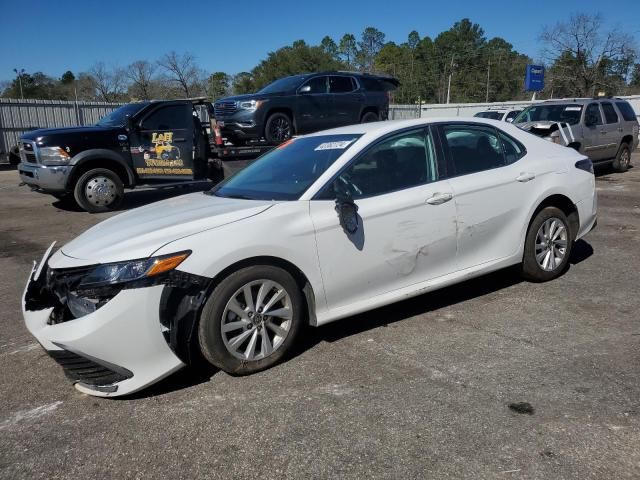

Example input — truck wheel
[361,111,379,123]
[612,143,631,172]
[265,113,293,144]
[73,168,124,213]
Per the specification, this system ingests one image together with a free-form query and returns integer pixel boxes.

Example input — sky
[1,0,639,83]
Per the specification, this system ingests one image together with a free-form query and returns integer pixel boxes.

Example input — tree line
[2,14,638,105]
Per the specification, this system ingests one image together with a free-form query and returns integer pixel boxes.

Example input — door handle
[600,130,607,135]
[173,137,186,142]
[426,192,453,205]
[516,172,536,182]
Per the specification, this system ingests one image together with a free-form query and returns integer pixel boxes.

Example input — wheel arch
[527,193,580,242]
[67,150,135,190]
[208,255,317,326]
[360,106,379,121]
[620,135,633,148]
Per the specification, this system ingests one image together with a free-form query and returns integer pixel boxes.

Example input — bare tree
[89,63,127,102]
[157,51,201,97]
[540,14,637,96]
[126,60,157,100]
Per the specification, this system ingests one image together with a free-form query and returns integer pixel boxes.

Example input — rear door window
[585,103,604,126]
[601,102,619,124]
[615,101,638,122]
[329,76,355,93]
[442,125,506,176]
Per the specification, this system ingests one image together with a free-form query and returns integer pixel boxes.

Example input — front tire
[198,265,304,375]
[264,113,293,144]
[612,143,631,172]
[521,207,573,282]
[73,168,124,213]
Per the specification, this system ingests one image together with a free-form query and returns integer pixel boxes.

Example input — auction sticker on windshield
[314,139,356,151]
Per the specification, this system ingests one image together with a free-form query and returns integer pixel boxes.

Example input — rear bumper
[23,267,185,398]
[575,193,598,240]
[18,162,71,192]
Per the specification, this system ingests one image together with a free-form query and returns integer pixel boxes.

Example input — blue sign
[525,65,545,91]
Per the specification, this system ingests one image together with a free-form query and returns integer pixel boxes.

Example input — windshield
[514,104,583,125]
[97,103,147,127]
[211,134,362,200]
[474,111,503,120]
[258,75,307,94]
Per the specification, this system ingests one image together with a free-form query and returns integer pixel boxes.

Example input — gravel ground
[0,156,639,479]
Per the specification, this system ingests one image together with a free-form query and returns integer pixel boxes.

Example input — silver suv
[514,98,639,171]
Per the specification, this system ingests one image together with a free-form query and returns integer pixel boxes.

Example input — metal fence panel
[0,98,123,154]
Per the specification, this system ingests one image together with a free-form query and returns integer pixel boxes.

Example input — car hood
[516,121,576,137]
[59,193,274,264]
[215,92,283,103]
[21,125,120,141]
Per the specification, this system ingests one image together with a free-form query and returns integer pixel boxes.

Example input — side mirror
[506,117,514,123]
[334,179,359,234]
[298,85,312,94]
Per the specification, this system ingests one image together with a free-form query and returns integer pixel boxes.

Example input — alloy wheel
[620,149,630,169]
[220,279,293,361]
[535,217,568,271]
[269,118,291,142]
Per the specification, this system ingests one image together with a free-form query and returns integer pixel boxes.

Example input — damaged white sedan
[23,118,597,397]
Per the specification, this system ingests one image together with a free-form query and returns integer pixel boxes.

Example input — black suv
[213,72,399,145]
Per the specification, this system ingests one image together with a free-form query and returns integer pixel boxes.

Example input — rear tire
[612,143,631,172]
[264,113,293,144]
[198,265,304,375]
[361,111,379,123]
[521,207,573,282]
[73,168,124,213]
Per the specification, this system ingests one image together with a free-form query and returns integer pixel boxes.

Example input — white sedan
[23,118,597,397]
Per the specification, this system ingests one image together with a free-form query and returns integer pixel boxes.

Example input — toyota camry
[23,118,597,397]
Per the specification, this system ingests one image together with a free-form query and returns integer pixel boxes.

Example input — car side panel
[154,202,329,317]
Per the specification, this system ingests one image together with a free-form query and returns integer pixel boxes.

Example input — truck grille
[214,101,237,117]
[20,141,38,163]
[48,349,132,386]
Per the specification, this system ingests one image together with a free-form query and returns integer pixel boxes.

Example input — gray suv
[514,98,639,171]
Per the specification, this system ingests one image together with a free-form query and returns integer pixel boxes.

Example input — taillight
[575,158,594,174]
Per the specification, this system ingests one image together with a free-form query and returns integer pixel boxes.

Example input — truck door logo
[135,131,192,175]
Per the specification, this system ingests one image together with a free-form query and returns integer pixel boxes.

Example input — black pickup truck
[18,98,215,212]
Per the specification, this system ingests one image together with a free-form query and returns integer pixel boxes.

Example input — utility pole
[446,54,455,104]
[13,68,25,99]
[485,59,491,103]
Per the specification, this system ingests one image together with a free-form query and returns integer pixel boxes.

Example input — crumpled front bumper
[22,265,185,398]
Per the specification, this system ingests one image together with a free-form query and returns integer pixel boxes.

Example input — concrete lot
[1,156,639,479]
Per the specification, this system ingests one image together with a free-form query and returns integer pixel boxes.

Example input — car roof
[536,98,623,106]
[306,117,516,137]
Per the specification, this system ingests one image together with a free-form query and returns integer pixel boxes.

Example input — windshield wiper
[215,193,254,200]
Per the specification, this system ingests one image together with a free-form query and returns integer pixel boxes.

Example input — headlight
[79,251,191,288]
[238,100,264,111]
[39,146,71,166]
